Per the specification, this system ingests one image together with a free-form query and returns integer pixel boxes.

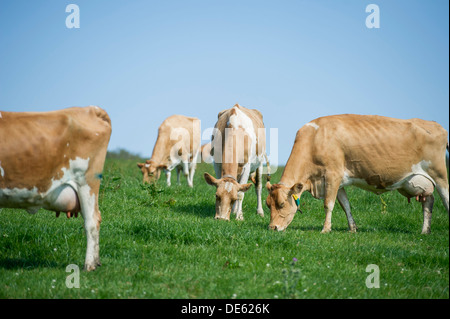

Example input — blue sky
[1,0,448,165]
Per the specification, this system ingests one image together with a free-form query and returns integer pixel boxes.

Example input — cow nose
[268,224,278,231]
[215,216,229,221]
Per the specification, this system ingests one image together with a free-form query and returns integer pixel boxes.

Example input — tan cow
[137,115,201,187]
[0,106,112,271]
[204,104,268,220]
[266,114,449,234]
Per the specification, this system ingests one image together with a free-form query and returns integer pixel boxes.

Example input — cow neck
[279,140,310,188]
[149,133,169,166]
[221,162,238,181]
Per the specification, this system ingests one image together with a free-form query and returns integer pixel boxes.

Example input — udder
[398,174,435,199]
[44,184,80,213]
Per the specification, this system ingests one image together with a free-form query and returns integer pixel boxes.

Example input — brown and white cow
[204,104,268,220]
[137,115,200,187]
[266,114,449,234]
[0,106,112,271]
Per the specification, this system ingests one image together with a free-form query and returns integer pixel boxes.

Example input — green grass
[0,159,448,299]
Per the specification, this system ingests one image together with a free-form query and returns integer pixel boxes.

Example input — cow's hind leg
[337,188,357,232]
[435,181,449,214]
[78,184,101,271]
[421,195,434,234]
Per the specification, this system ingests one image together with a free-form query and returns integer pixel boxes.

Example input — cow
[266,114,449,234]
[204,103,268,220]
[137,115,201,187]
[0,106,112,271]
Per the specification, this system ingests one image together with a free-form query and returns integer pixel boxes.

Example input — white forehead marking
[67,143,69,147]
[0,112,2,118]
[224,182,233,193]
[145,164,150,168]
[0,161,4,178]
[305,122,319,130]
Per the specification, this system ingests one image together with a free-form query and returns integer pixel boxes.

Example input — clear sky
[1,0,448,165]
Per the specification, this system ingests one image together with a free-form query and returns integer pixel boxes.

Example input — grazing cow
[204,104,268,220]
[0,106,112,271]
[266,114,449,233]
[137,115,200,187]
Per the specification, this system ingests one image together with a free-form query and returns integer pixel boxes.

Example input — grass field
[0,158,448,299]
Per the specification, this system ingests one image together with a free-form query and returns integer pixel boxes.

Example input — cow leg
[255,164,264,217]
[188,150,199,188]
[78,184,101,271]
[337,188,357,232]
[321,178,340,233]
[235,164,251,220]
[421,195,434,234]
[176,166,181,185]
[181,160,193,188]
[435,181,449,214]
[165,169,172,187]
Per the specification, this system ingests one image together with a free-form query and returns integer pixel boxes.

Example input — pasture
[0,157,448,299]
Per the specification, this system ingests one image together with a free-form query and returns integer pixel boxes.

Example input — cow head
[204,172,252,220]
[266,182,304,231]
[137,160,162,184]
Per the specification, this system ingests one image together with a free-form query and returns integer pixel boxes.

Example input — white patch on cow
[0,112,2,118]
[95,133,99,136]
[410,161,434,185]
[0,161,4,178]
[145,164,150,168]
[228,106,257,164]
[67,143,70,147]
[0,157,90,213]
[224,181,233,193]
[305,122,319,130]
[340,160,436,195]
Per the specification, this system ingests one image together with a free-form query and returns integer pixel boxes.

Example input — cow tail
[446,142,449,173]
[265,153,271,182]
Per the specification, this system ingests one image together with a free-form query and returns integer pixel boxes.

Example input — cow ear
[266,181,272,192]
[238,183,253,193]
[137,163,144,168]
[289,183,303,194]
[157,164,168,170]
[204,172,219,187]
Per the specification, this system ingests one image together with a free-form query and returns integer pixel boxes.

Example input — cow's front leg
[235,164,251,220]
[421,195,434,234]
[321,179,340,233]
[255,164,264,217]
[78,184,101,271]
[337,188,357,232]
[165,169,172,187]
[176,166,182,185]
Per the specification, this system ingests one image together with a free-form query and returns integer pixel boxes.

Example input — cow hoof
[84,264,97,272]
[421,230,431,235]
[321,228,331,234]
[236,214,244,221]
[256,209,264,218]
[349,225,358,233]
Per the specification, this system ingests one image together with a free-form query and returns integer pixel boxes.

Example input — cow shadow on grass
[0,257,60,270]
[285,222,418,234]
[171,202,215,219]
